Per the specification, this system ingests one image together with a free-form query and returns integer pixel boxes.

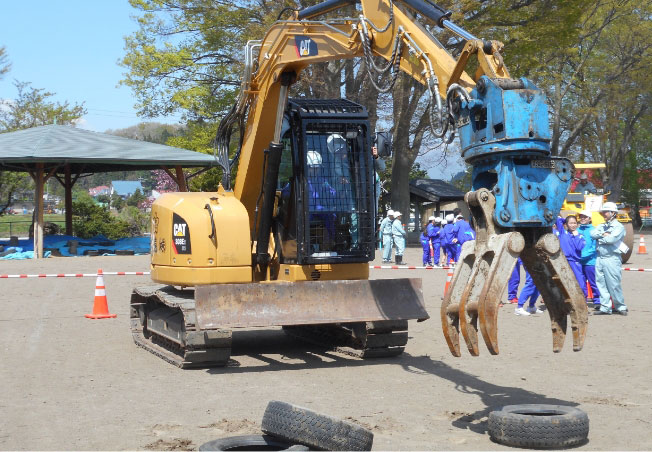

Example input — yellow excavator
[130,0,588,367]
[561,163,634,263]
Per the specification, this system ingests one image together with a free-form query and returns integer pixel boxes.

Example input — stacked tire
[199,401,374,451]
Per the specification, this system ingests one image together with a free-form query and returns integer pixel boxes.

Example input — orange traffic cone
[637,236,648,254]
[586,281,594,300]
[85,269,116,319]
[444,266,454,296]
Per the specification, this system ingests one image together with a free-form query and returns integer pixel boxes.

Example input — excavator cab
[274,99,376,266]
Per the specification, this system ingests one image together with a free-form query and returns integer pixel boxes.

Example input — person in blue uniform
[420,223,432,266]
[442,214,456,264]
[427,216,441,266]
[578,210,600,308]
[452,213,475,261]
[556,214,586,290]
[591,202,628,315]
[379,210,395,263]
[392,211,407,265]
[506,258,522,305]
[514,270,544,315]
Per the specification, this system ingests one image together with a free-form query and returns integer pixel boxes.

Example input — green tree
[111,193,126,211]
[127,188,147,207]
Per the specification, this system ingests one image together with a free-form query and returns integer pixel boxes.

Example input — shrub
[72,198,130,239]
[118,206,149,236]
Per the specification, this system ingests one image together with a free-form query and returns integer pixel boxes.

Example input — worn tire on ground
[261,401,373,451]
[488,404,589,449]
[198,434,309,451]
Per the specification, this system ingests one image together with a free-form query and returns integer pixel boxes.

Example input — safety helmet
[394,211,402,217]
[435,217,442,223]
[327,133,347,154]
[580,173,589,180]
[306,151,322,167]
[428,216,436,221]
[600,202,619,213]
[579,210,592,218]
[387,209,395,217]
[445,214,454,223]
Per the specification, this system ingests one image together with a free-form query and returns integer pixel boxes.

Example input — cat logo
[172,213,192,254]
[295,36,317,58]
[174,223,187,237]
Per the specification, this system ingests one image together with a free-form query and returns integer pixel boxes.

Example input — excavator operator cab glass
[273,98,375,265]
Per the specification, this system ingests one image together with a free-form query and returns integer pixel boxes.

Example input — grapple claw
[441,189,588,356]
[520,232,588,353]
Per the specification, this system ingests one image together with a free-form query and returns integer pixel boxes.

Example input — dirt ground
[2,233,652,451]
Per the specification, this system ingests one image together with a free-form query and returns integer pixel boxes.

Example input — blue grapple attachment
[441,75,588,358]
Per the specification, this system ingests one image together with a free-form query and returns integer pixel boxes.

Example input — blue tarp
[0,234,150,259]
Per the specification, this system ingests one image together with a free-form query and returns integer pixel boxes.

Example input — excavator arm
[215,0,588,357]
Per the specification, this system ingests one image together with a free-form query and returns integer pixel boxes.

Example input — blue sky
[1,0,182,132]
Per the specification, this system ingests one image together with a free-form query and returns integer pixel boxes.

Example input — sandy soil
[1,233,652,450]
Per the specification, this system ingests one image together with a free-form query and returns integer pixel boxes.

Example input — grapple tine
[477,232,524,355]
[441,188,523,356]
[520,233,588,352]
[440,270,463,357]
[455,243,480,356]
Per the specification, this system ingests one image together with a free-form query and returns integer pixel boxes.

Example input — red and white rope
[0,271,149,278]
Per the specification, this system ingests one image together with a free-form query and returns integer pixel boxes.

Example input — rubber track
[283,320,408,359]
[130,284,232,368]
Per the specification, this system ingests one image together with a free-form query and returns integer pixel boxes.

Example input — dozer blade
[441,188,588,356]
[194,278,429,330]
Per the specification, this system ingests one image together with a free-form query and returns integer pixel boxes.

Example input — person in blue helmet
[555,214,586,291]
[578,210,601,308]
[452,213,475,261]
[379,210,395,263]
[392,211,407,265]
[442,214,456,264]
[591,202,628,316]
[427,216,442,266]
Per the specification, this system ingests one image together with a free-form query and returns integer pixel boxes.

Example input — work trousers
[394,236,406,256]
[507,259,522,300]
[517,272,539,308]
[582,264,600,304]
[422,243,432,266]
[431,241,441,266]
[596,255,627,313]
[568,260,586,296]
[382,234,393,261]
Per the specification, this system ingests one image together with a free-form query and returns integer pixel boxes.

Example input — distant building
[89,185,110,197]
[111,181,144,199]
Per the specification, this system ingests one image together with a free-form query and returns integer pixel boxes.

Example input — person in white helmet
[442,213,456,264]
[426,215,441,266]
[590,202,628,315]
[391,211,407,265]
[380,210,395,263]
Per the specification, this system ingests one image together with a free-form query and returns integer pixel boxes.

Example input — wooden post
[34,163,45,259]
[64,164,73,235]
[175,166,187,192]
